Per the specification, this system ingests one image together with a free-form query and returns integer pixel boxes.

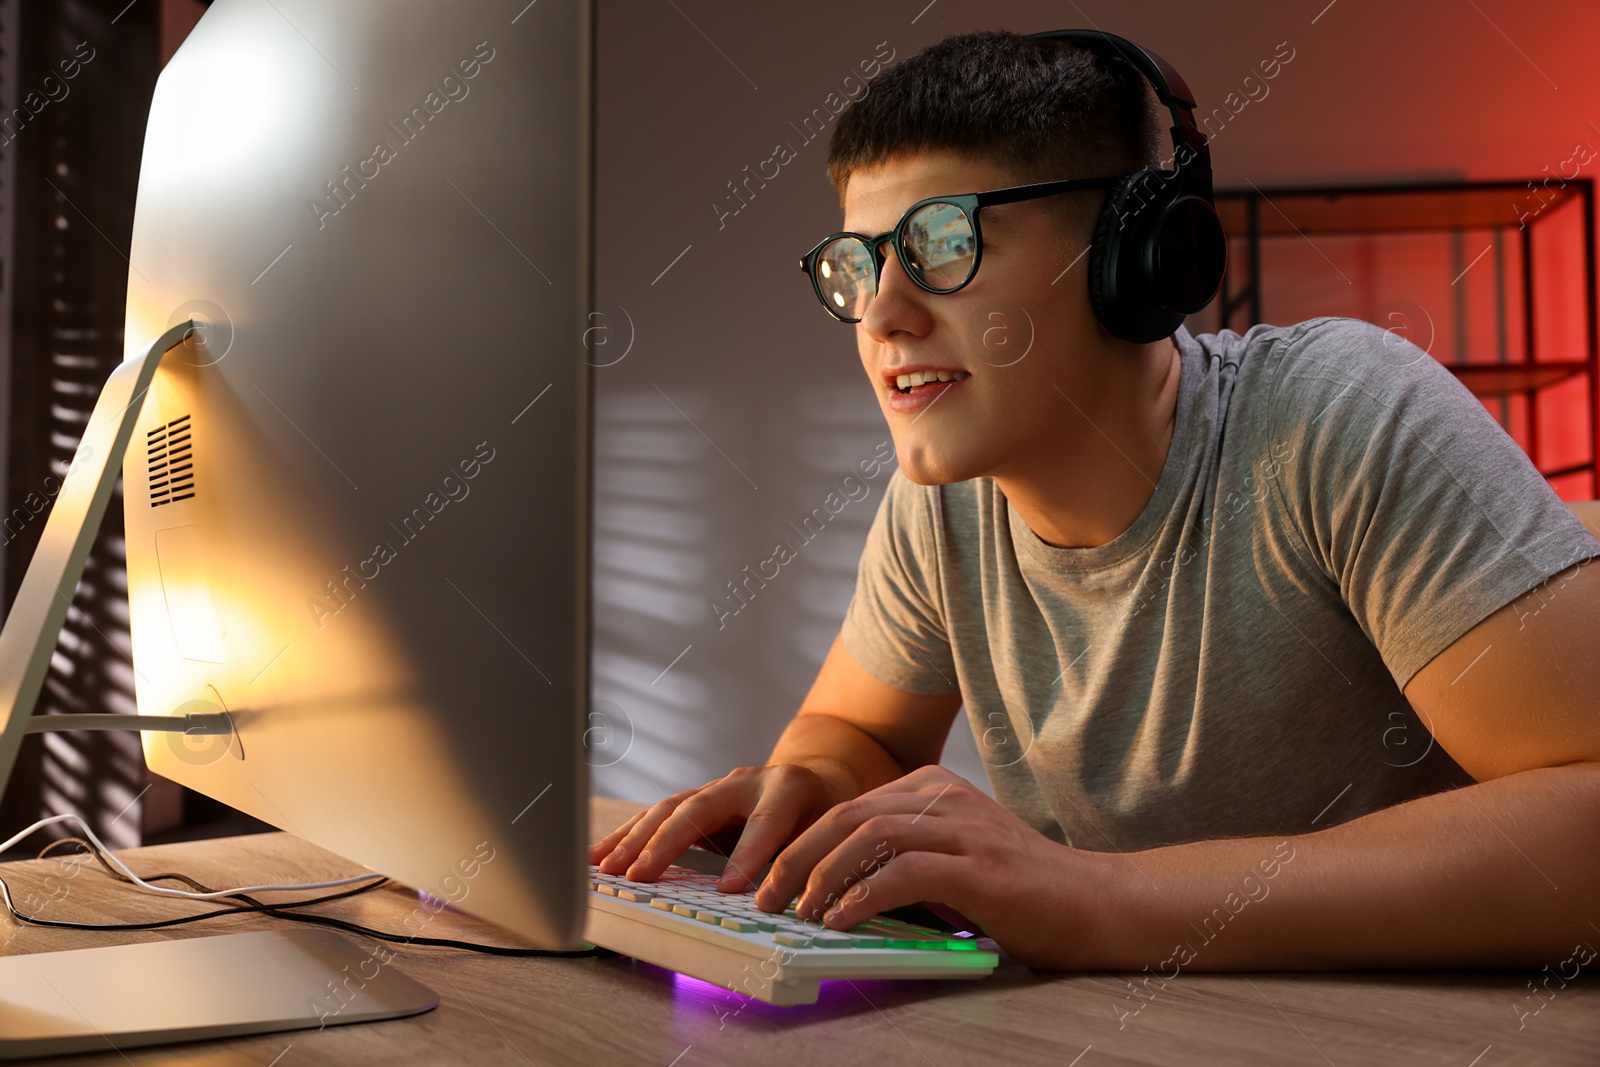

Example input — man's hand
[589,763,843,891]
[752,764,1114,970]
[593,634,964,893]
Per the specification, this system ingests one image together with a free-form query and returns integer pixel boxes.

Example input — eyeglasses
[798,175,1123,323]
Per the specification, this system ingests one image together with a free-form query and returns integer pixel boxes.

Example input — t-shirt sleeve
[839,467,960,695]
[1264,315,1600,689]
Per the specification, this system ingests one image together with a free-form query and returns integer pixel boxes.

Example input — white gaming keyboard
[583,860,999,1006]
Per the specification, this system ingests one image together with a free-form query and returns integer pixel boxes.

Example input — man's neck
[995,336,1183,550]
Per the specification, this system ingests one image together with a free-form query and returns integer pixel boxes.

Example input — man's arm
[771,632,965,809]
[594,631,963,889]
[1085,554,1600,970]
[762,533,1600,972]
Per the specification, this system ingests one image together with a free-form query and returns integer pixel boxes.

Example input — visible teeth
[893,369,970,392]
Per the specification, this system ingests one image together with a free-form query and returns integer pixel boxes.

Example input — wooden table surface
[0,795,1592,1065]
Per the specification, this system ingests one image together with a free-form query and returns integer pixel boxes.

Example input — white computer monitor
[0,1,596,1051]
[113,0,593,951]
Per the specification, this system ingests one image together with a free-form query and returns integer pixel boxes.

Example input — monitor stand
[0,929,437,1060]
[0,324,437,1059]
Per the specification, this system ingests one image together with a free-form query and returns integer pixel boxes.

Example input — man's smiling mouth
[892,369,971,394]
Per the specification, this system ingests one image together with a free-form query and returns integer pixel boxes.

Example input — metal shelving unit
[1210,178,1599,496]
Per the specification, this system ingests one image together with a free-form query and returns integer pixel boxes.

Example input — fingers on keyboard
[597,806,676,875]
[589,810,649,865]
[718,806,797,892]
[622,790,742,881]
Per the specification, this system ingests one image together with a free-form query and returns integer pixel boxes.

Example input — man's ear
[834,173,852,212]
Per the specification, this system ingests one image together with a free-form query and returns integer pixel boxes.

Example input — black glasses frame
[797,175,1123,323]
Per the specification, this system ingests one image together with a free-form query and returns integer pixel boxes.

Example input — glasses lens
[814,237,876,320]
[900,202,975,292]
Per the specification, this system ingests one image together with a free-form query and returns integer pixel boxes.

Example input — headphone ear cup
[1081,174,1145,342]
[1152,195,1227,315]
[1087,171,1175,344]
[1088,172,1227,343]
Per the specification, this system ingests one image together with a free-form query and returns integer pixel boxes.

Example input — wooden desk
[0,796,1594,1065]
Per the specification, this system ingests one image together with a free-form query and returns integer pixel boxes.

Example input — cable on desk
[0,813,387,899]
[0,863,383,931]
[1,837,619,960]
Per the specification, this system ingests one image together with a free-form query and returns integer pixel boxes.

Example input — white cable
[1,813,384,901]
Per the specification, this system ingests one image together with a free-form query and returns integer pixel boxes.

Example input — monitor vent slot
[147,414,195,507]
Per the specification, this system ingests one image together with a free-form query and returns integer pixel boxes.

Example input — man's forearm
[767,711,908,810]
[1089,761,1600,970]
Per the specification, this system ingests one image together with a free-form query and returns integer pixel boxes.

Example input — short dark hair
[826,30,1167,232]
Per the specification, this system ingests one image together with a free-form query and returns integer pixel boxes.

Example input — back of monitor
[119,0,592,948]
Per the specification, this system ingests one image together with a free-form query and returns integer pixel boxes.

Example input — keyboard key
[773,930,853,949]
[671,904,697,917]
[771,931,809,948]
[715,898,762,911]
[852,925,919,949]
[850,918,951,949]
[596,884,618,896]
[616,888,653,903]
[857,927,921,947]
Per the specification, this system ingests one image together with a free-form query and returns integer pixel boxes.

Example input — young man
[591,30,1600,971]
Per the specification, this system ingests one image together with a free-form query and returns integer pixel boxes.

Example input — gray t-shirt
[841,316,1600,852]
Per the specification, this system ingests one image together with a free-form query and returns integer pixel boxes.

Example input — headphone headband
[1021,28,1227,342]
[1023,29,1213,203]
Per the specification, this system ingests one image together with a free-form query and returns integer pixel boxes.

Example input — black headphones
[1025,30,1227,344]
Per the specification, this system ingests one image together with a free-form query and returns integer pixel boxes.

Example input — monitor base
[0,928,437,1060]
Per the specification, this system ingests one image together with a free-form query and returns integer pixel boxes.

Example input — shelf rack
[1210,178,1599,496]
